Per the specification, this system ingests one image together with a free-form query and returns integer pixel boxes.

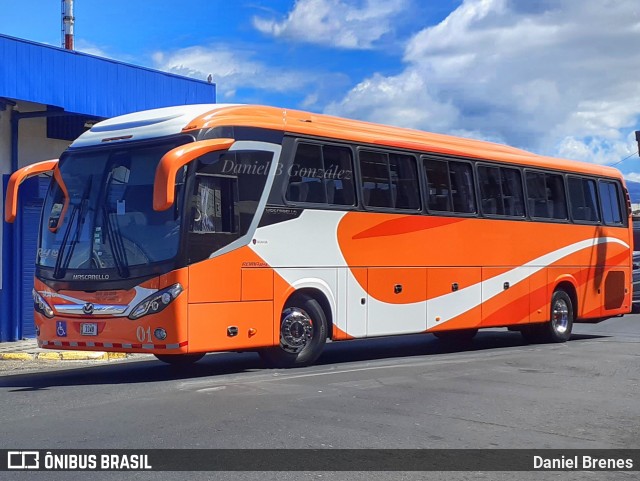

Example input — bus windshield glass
[37,138,191,278]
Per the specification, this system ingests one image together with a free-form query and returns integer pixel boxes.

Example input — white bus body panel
[70,104,237,148]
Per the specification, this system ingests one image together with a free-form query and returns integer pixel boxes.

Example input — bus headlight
[128,283,183,320]
[33,288,54,318]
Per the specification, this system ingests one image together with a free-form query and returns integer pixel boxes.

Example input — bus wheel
[154,353,205,365]
[522,290,574,343]
[259,294,327,368]
[432,328,478,343]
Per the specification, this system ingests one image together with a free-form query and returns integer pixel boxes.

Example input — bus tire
[259,294,327,368]
[154,353,205,365]
[432,328,478,343]
[522,290,574,343]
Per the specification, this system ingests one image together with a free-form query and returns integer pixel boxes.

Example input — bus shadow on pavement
[315,330,607,366]
[0,330,608,390]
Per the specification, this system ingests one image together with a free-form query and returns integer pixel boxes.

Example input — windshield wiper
[102,207,130,278]
[53,179,92,279]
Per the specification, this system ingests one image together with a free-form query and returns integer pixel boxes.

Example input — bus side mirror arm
[5,159,58,223]
[153,138,235,211]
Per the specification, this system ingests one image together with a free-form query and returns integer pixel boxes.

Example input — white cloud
[624,172,640,184]
[151,45,350,109]
[253,0,407,49]
[152,46,318,101]
[74,39,141,66]
[75,40,116,60]
[325,0,640,163]
[325,71,459,131]
[556,135,636,166]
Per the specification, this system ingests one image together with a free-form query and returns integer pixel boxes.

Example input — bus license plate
[81,323,98,336]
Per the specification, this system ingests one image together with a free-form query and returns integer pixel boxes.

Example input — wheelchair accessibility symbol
[56,321,67,337]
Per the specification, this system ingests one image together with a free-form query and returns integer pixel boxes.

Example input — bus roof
[72,103,624,180]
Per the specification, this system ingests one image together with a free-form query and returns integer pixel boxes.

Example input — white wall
[0,106,11,175]
[0,105,11,289]
[15,101,72,168]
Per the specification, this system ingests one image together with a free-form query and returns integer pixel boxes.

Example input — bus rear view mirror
[153,138,235,211]
[5,159,58,223]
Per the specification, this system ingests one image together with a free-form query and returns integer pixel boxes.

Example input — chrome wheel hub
[280,307,314,353]
[552,298,569,334]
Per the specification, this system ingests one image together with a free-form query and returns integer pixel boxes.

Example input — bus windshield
[37,137,191,278]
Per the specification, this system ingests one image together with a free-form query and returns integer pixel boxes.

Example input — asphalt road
[0,315,638,481]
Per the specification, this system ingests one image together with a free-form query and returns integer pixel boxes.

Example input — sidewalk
[0,338,131,361]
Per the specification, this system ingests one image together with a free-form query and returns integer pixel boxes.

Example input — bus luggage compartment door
[346,267,368,338]
[427,267,481,332]
[366,267,427,337]
[481,267,531,327]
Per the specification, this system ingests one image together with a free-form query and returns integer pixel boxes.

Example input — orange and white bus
[5,104,633,367]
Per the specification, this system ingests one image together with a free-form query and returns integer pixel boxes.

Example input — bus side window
[286,143,355,206]
[568,176,600,222]
[526,171,567,220]
[500,167,525,217]
[191,150,272,236]
[322,145,355,206]
[526,171,545,218]
[360,150,419,211]
[360,150,393,209]
[190,175,238,234]
[288,143,325,204]
[390,153,420,210]
[424,159,452,212]
[424,158,475,214]
[479,165,524,217]
[546,174,568,219]
[478,166,503,215]
[449,161,476,213]
[599,180,623,225]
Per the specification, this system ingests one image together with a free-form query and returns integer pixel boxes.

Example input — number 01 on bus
[5,104,634,367]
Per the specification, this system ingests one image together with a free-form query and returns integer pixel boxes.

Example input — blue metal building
[0,33,216,341]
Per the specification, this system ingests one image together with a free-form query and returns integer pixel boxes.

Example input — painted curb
[0,351,130,361]
[0,352,36,361]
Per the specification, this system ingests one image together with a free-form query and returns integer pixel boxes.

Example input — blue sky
[3,0,640,178]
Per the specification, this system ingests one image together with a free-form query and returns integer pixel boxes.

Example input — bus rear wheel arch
[521,289,574,343]
[259,292,328,368]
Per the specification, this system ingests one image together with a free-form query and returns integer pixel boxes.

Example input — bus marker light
[248,328,257,337]
[435,316,441,322]
[154,328,167,341]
